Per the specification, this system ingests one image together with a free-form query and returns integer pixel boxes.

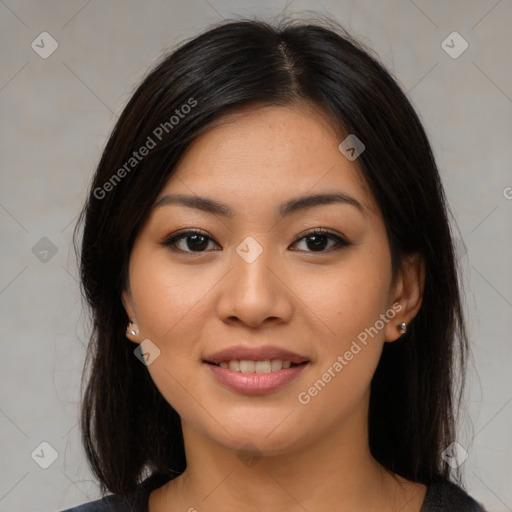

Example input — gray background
[1,1,511,511]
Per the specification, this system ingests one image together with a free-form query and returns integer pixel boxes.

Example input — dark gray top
[60,476,488,512]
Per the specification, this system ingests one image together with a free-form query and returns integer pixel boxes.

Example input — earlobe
[126,321,138,336]
[125,321,141,344]
[385,253,425,343]
[122,289,140,343]
[396,322,407,336]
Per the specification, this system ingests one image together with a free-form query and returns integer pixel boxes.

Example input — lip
[206,362,309,395]
[203,344,310,396]
[204,345,309,365]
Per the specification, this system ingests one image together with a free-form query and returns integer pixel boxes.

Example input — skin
[122,104,426,512]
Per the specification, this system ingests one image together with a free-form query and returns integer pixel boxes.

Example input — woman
[61,17,487,512]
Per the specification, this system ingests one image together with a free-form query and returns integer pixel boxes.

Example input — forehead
[157,105,375,214]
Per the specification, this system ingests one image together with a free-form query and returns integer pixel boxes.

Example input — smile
[205,359,309,395]
[213,359,297,373]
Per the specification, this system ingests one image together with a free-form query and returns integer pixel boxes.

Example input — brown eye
[160,230,219,253]
[290,229,351,253]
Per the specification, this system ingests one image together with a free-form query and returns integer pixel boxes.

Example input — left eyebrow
[151,192,366,218]
[278,192,365,218]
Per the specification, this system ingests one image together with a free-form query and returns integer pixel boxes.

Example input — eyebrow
[152,192,365,218]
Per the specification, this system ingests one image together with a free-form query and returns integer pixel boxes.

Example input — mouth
[205,359,308,373]
[203,345,310,395]
[204,344,309,367]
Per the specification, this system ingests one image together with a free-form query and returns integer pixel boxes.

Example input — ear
[122,288,141,344]
[385,252,425,342]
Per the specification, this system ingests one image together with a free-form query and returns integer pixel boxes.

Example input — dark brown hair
[74,16,469,501]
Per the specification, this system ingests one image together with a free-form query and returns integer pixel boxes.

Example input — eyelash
[160,228,351,255]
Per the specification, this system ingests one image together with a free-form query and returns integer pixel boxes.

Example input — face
[122,104,418,456]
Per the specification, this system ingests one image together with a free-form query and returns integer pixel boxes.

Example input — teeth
[271,359,282,371]
[216,359,296,373]
[255,361,271,373]
[228,360,239,371]
[240,360,255,373]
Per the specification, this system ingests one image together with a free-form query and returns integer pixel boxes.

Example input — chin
[209,418,306,457]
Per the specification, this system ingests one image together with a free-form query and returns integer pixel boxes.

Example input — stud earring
[397,322,407,335]
[126,321,138,336]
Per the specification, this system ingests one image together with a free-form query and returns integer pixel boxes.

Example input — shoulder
[58,472,171,512]
[59,493,138,512]
[421,480,487,512]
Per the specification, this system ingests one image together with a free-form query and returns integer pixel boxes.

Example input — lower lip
[206,362,308,395]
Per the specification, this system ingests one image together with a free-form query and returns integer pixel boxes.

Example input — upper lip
[204,345,309,365]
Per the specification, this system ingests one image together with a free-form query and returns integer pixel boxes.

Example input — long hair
[74,16,469,500]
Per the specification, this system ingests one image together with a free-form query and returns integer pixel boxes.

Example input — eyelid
[159,228,220,250]
[292,227,348,242]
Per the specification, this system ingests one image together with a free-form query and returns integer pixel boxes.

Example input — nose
[215,240,293,329]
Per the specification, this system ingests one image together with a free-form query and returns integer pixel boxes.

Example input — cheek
[129,249,220,340]
[128,249,226,409]
[292,248,392,405]
[293,249,392,345]
[128,252,214,417]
